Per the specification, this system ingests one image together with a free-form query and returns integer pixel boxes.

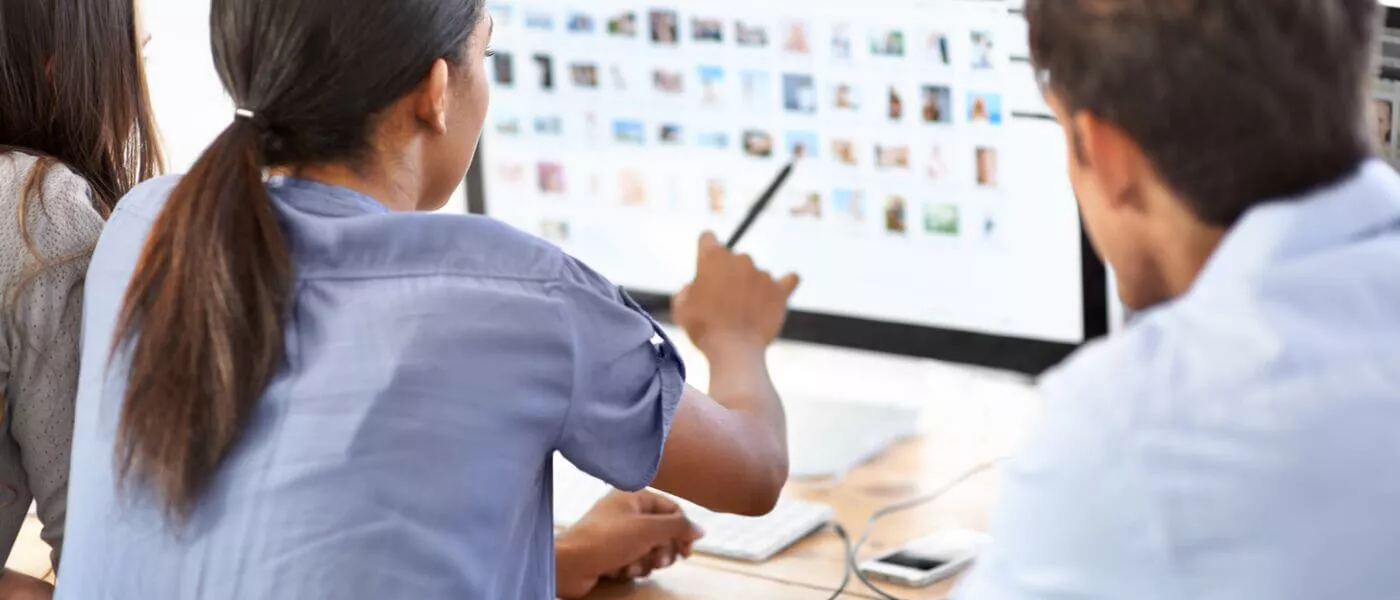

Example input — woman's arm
[649,234,797,516]
[552,233,797,518]
[4,177,102,570]
[0,570,53,600]
[7,252,84,569]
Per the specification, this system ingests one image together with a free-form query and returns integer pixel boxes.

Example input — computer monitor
[467,0,1108,375]
[1375,3,1400,171]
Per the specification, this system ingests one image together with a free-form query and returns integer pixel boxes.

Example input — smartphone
[857,529,991,588]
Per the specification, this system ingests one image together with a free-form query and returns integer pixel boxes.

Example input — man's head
[1027,0,1378,309]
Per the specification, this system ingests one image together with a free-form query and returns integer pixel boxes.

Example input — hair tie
[234,107,275,144]
[235,107,273,133]
[236,108,282,155]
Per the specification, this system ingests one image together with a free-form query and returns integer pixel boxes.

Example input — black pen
[726,156,799,249]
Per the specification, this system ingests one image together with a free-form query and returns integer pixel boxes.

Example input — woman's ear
[414,58,451,134]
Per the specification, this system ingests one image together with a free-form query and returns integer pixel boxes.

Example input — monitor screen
[1376,3,1400,171]
[472,0,1104,370]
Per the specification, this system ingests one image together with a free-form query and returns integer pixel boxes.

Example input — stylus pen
[726,158,798,249]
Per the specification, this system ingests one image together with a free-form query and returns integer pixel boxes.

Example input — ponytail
[114,119,292,520]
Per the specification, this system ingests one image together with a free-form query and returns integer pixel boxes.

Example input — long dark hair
[0,0,163,210]
[115,0,486,519]
[0,0,164,302]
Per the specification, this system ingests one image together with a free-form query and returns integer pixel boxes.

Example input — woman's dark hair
[1027,0,1376,227]
[115,0,486,519]
[0,0,164,299]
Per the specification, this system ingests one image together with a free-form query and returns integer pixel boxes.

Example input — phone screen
[877,551,949,573]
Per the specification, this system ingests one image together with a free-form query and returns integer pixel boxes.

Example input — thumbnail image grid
[484,3,1007,241]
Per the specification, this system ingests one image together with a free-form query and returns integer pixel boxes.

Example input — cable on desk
[826,523,854,599]
[823,459,1006,600]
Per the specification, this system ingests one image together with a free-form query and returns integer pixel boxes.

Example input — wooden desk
[592,387,1039,600]
[589,439,995,600]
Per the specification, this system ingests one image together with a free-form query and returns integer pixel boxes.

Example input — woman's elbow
[739,473,786,517]
[732,449,789,517]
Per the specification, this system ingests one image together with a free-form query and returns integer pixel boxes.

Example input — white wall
[143,0,228,173]
[140,0,470,213]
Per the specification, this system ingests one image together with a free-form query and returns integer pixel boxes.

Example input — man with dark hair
[956,1,1400,598]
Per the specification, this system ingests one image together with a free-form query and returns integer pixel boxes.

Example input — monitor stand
[663,326,1035,481]
[785,399,922,479]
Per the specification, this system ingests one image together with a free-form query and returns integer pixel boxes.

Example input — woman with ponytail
[0,0,162,596]
[59,1,796,598]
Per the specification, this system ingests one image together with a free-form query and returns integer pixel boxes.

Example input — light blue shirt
[57,177,686,599]
[958,160,1400,599]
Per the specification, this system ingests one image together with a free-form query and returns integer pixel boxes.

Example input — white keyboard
[553,457,834,562]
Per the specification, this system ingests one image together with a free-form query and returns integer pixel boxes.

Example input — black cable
[828,520,907,598]
[821,460,1005,600]
[824,524,854,600]
[851,557,905,600]
[825,520,906,600]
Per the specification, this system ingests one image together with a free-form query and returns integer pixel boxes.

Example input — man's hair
[1027,0,1378,227]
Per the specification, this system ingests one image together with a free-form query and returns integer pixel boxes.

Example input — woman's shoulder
[0,151,106,270]
[0,150,97,213]
[108,174,184,222]
[368,211,577,283]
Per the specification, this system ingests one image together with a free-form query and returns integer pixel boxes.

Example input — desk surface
[571,330,1038,599]
[6,377,1037,599]
[598,433,1010,600]
[591,368,1039,600]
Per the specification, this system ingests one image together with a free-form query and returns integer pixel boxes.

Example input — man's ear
[1073,111,1151,213]
[413,58,451,134]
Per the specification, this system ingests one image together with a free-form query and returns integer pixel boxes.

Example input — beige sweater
[0,151,105,569]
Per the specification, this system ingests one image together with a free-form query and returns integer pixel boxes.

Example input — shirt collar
[267,176,392,217]
[1196,159,1400,288]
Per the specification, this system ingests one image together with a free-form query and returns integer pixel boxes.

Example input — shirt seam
[113,199,561,284]
[546,267,577,452]
[638,346,685,488]
[293,269,556,284]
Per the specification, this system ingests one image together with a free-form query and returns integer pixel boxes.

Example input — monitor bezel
[466,140,1109,376]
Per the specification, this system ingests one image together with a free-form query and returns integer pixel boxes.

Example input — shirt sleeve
[552,257,686,492]
[953,340,1171,600]
[3,180,102,569]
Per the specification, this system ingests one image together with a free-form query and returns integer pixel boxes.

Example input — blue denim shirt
[958,160,1400,599]
[57,177,685,599]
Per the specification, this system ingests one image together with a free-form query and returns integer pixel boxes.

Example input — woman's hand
[671,232,799,357]
[555,491,704,599]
